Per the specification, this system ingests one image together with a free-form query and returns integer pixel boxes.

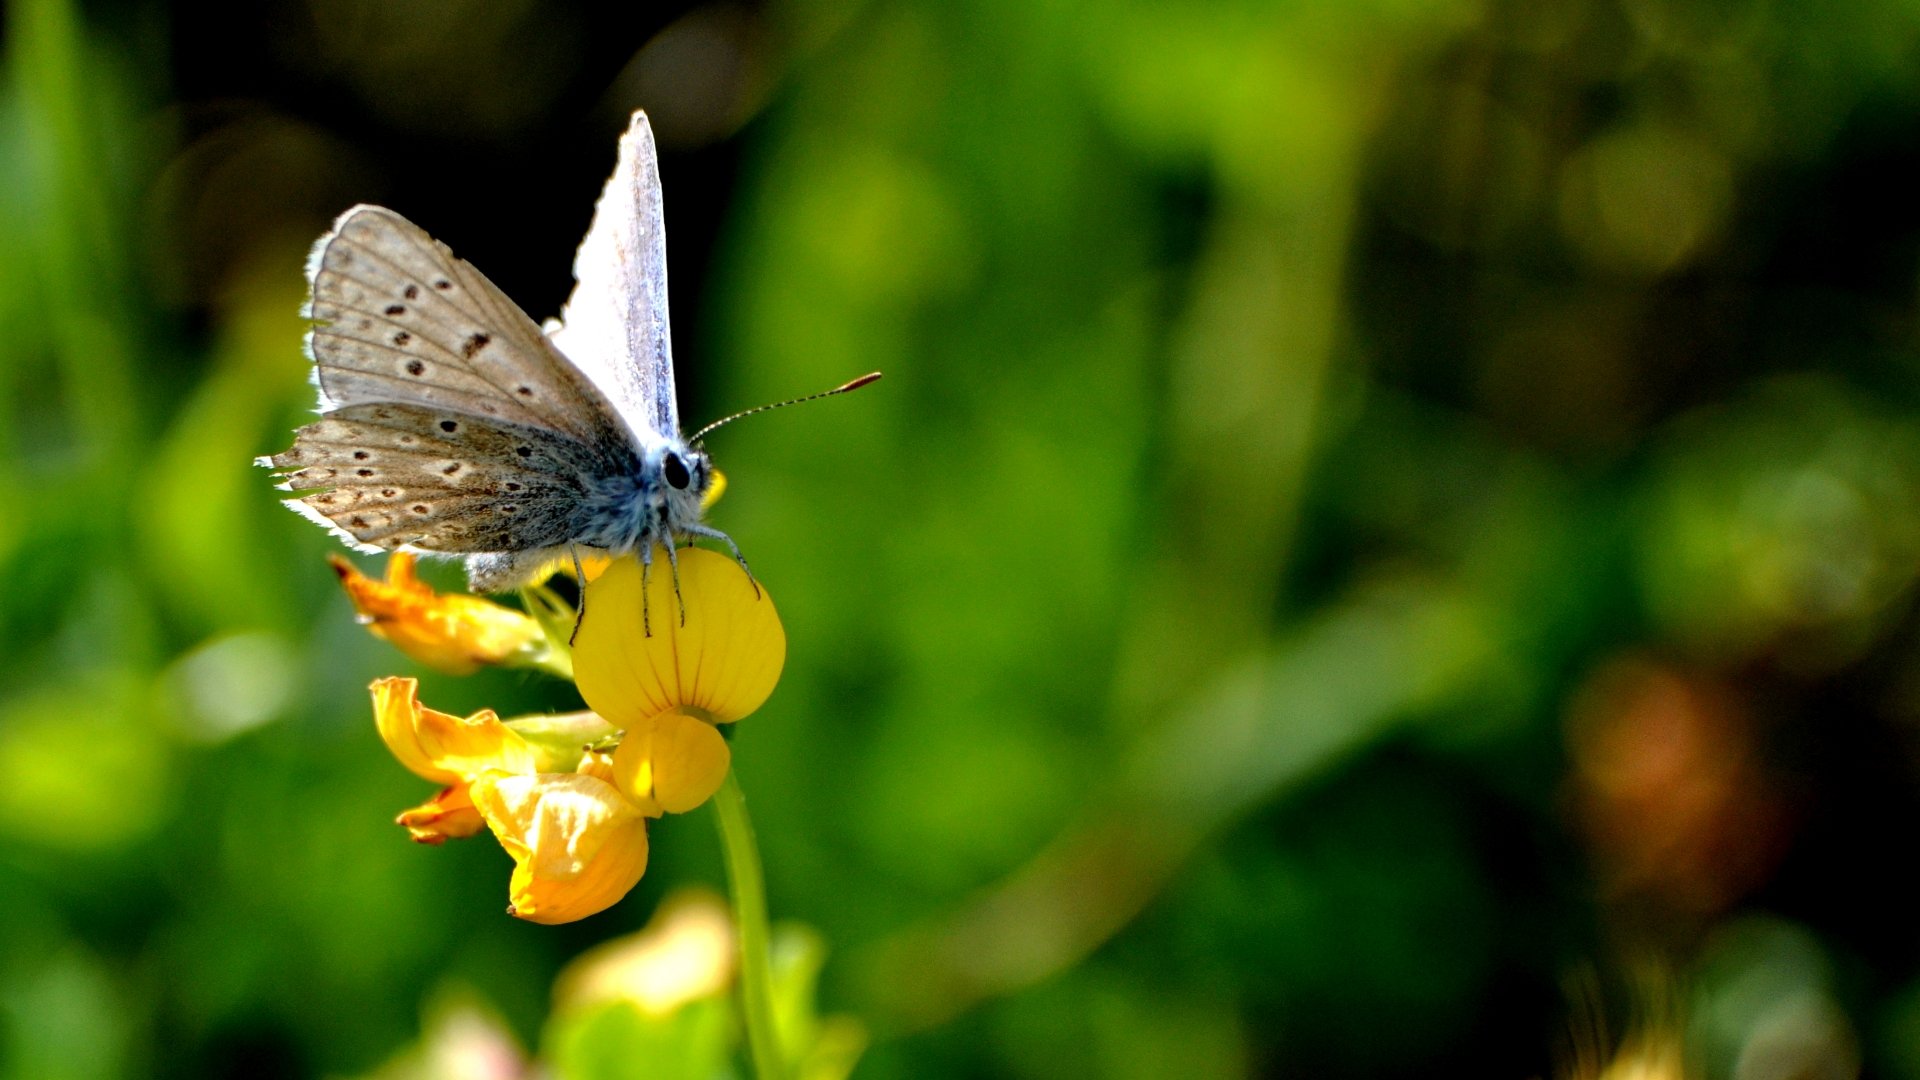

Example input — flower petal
[334,553,547,675]
[469,771,650,925]
[522,551,614,585]
[371,677,537,783]
[395,783,486,844]
[573,548,785,728]
[613,709,731,815]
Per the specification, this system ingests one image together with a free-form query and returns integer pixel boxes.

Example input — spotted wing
[306,204,630,450]
[546,111,679,442]
[261,402,627,555]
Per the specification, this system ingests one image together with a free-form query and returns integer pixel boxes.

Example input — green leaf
[547,998,734,1080]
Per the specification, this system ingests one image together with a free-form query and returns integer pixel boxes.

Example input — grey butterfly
[261,111,752,598]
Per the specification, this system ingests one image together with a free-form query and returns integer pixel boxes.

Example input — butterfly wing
[262,205,641,560]
[306,204,629,449]
[546,110,680,442]
[263,402,629,555]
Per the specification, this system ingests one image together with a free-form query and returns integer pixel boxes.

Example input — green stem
[713,768,786,1080]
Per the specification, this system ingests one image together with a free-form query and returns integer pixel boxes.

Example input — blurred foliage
[9,0,1920,1076]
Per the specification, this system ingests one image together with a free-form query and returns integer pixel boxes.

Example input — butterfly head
[646,439,713,534]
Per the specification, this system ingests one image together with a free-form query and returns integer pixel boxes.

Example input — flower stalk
[712,767,787,1080]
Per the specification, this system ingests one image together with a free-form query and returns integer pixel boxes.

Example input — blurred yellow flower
[571,548,784,816]
[1594,1037,1688,1080]
[333,553,551,676]
[552,888,736,1015]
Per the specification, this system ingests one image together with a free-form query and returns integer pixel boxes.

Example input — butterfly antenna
[688,372,883,445]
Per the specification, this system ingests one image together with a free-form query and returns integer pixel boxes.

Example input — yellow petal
[333,553,546,675]
[576,748,618,785]
[702,469,727,511]
[395,783,486,844]
[522,551,614,585]
[371,677,537,783]
[469,771,650,925]
[612,709,731,815]
[573,548,785,728]
[574,747,653,810]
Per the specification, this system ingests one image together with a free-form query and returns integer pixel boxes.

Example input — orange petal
[371,677,537,783]
[573,549,785,729]
[333,553,546,675]
[395,783,486,844]
[469,771,650,925]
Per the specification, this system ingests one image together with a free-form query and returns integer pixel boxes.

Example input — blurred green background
[7,0,1920,1076]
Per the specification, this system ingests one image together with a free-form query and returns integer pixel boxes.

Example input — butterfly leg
[639,543,654,639]
[684,523,760,599]
[662,532,689,627]
[567,546,588,646]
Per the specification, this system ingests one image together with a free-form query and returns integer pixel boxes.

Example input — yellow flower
[366,547,780,922]
[552,888,737,1015]
[373,678,653,921]
[572,548,785,814]
[333,553,551,676]
[372,676,538,843]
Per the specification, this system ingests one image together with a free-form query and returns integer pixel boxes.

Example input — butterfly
[259,110,874,610]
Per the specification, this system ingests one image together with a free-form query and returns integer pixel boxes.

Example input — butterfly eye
[663,452,691,490]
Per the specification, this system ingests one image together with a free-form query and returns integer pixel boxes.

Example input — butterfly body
[261,112,730,593]
[458,437,717,591]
